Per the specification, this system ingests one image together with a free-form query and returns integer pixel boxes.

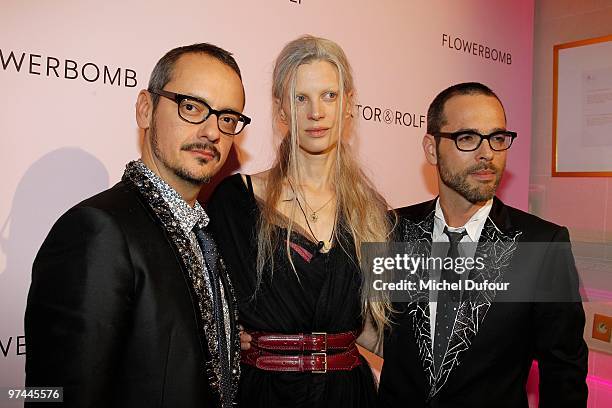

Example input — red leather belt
[250,331,357,352]
[241,331,362,373]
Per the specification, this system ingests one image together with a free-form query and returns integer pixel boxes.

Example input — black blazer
[378,197,588,408]
[25,179,239,407]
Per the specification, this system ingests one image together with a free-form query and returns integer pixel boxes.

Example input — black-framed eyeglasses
[149,89,251,136]
[434,130,517,152]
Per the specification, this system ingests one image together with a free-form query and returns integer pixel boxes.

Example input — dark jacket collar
[397,196,514,236]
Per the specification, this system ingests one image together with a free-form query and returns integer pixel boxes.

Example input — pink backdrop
[0,0,535,396]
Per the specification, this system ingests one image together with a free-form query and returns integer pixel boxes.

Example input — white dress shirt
[429,198,493,343]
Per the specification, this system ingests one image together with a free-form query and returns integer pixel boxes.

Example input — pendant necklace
[294,188,334,223]
[287,180,335,252]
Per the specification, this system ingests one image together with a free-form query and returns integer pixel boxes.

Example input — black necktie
[433,227,468,374]
[193,226,232,407]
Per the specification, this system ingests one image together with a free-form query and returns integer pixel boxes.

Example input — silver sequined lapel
[122,161,240,407]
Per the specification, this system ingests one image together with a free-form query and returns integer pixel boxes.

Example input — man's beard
[437,151,503,204]
[150,119,220,186]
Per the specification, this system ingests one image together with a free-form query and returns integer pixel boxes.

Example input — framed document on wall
[553,34,612,177]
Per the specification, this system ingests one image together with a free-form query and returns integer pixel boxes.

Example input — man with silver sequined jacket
[25,43,251,408]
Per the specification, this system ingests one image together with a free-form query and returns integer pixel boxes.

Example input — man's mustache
[466,162,500,174]
[181,143,221,161]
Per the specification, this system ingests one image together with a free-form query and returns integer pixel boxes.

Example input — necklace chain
[292,183,334,223]
[287,180,335,252]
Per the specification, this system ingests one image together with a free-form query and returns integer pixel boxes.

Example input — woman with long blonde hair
[207,35,394,407]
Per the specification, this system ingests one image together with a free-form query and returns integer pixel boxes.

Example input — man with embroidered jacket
[378,82,588,408]
[25,43,251,408]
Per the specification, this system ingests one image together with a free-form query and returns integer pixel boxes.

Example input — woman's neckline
[235,173,335,251]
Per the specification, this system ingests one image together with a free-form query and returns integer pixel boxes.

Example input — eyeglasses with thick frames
[434,130,517,152]
[149,89,251,136]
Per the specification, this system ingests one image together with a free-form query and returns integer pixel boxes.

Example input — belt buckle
[312,331,327,352]
[312,352,327,374]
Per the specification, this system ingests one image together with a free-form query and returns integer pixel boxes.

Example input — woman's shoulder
[206,173,253,215]
[206,174,257,245]
[207,169,273,208]
[210,173,246,198]
[248,169,270,200]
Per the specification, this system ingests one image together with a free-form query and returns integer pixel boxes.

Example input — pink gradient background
[2,0,608,406]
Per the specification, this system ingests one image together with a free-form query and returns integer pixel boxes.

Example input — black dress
[207,174,378,408]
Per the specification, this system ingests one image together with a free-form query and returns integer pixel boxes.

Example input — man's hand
[239,325,252,351]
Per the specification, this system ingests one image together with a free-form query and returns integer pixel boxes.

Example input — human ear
[423,134,438,165]
[344,90,354,118]
[136,90,153,131]
[274,97,289,124]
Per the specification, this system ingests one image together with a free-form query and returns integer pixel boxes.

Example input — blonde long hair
[256,35,395,344]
